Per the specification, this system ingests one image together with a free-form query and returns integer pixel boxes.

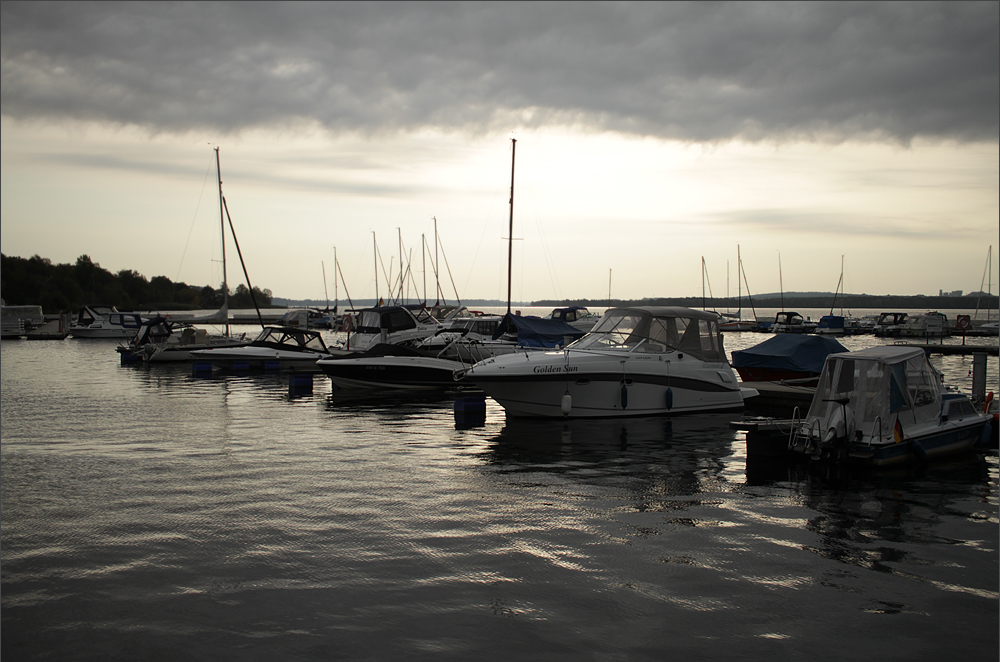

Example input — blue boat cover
[731,334,848,374]
[492,313,586,348]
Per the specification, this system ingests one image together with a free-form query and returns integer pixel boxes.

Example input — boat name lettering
[533,365,578,374]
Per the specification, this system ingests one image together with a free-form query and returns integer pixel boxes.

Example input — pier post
[972,352,987,406]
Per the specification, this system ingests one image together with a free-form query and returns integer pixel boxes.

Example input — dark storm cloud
[2,1,996,142]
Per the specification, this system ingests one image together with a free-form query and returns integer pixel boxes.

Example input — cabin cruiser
[786,346,991,465]
[899,311,950,338]
[340,305,449,353]
[872,312,908,337]
[190,326,342,371]
[458,306,755,418]
[544,306,601,332]
[68,305,145,339]
[420,312,585,364]
[770,311,817,334]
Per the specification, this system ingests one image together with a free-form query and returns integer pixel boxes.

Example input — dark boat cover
[492,314,586,348]
[731,334,848,374]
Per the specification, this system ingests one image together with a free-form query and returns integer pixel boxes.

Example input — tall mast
[434,216,441,305]
[215,147,229,336]
[737,245,742,315]
[373,231,379,306]
[507,138,516,315]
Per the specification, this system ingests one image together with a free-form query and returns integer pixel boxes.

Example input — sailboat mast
[434,216,441,305]
[507,138,516,315]
[215,147,229,336]
[322,261,329,311]
[737,245,742,315]
[373,231,379,306]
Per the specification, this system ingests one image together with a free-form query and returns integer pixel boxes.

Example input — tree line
[1,254,273,313]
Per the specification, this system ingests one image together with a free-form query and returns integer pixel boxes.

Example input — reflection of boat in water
[738,346,992,466]
[487,413,739,467]
[461,306,755,418]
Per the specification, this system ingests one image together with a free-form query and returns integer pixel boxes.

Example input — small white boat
[786,346,992,465]
[68,305,145,339]
[770,311,817,334]
[459,306,755,418]
[544,306,601,332]
[899,311,950,338]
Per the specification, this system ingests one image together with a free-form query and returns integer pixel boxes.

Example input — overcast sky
[2,1,997,305]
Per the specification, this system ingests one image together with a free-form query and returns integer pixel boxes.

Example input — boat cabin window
[384,309,417,332]
[574,310,725,360]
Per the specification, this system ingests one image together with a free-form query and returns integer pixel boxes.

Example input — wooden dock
[895,343,998,356]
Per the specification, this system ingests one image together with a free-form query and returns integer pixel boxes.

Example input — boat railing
[868,416,883,448]
[786,406,803,450]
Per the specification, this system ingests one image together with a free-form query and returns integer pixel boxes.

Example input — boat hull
[318,355,467,390]
[843,420,988,466]
[465,352,747,418]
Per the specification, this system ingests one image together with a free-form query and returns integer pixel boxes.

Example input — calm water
[2,315,998,661]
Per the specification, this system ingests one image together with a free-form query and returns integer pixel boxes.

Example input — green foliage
[1,253,272,312]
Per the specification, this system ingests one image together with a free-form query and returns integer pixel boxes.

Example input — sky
[2,1,998,305]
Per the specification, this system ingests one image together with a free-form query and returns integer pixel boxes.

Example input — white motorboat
[899,311,950,338]
[544,306,601,332]
[458,306,756,418]
[770,311,817,334]
[341,305,448,353]
[784,346,991,465]
[68,305,145,339]
[190,326,343,371]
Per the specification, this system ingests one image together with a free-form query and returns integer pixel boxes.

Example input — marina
[2,306,997,660]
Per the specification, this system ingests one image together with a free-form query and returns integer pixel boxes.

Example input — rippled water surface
[2,330,997,661]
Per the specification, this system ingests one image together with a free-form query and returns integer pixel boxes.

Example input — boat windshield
[570,309,726,361]
[253,327,328,351]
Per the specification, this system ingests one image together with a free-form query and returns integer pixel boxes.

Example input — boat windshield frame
[568,308,726,361]
[252,326,329,352]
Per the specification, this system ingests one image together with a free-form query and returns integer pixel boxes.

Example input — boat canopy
[731,335,848,374]
[355,305,437,334]
[491,313,585,348]
[251,326,329,351]
[805,346,944,441]
[570,306,727,362]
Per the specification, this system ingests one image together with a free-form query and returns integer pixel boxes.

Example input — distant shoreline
[272,293,999,311]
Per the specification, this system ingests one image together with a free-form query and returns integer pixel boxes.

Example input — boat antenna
[507,138,516,315]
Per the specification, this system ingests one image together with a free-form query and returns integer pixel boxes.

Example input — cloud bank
[2,1,997,144]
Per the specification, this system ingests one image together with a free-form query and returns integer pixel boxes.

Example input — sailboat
[118,147,250,363]
[718,246,758,332]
